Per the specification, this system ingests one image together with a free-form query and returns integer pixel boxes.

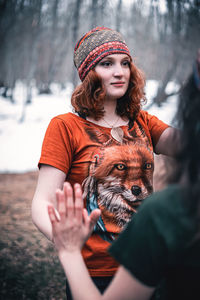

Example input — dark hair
[168,71,200,221]
[172,74,200,185]
[71,61,146,121]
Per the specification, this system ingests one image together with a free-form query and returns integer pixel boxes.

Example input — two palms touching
[48,182,101,254]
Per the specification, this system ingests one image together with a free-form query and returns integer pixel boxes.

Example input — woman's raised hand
[48,182,101,254]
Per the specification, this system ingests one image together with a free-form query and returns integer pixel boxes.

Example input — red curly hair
[71,61,146,121]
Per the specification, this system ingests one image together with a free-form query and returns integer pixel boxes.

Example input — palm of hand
[48,182,100,253]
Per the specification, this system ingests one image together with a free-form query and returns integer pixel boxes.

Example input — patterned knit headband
[74,27,132,81]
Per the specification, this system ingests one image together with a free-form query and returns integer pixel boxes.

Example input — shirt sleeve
[142,111,169,148]
[38,116,74,174]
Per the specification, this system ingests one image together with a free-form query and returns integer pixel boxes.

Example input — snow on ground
[0,80,178,173]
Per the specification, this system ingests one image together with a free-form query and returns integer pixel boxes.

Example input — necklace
[103,116,124,144]
[102,116,120,128]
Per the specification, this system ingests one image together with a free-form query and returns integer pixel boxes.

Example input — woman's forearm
[31,165,66,241]
[58,250,154,300]
[32,199,53,241]
[47,182,102,299]
[59,250,101,300]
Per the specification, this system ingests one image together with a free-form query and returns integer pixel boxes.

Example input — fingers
[56,189,66,221]
[55,182,86,225]
[90,209,101,229]
[48,205,57,224]
[63,182,74,218]
[74,183,83,220]
[62,182,83,220]
[82,208,101,232]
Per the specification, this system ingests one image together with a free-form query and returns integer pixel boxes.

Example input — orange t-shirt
[39,111,169,277]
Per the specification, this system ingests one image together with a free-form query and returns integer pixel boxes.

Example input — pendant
[111,127,124,143]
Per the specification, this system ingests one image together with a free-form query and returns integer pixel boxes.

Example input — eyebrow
[100,56,130,62]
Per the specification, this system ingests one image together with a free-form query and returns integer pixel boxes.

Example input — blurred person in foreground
[32,27,178,298]
[48,62,200,300]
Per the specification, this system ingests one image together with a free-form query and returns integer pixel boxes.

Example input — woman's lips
[111,82,125,87]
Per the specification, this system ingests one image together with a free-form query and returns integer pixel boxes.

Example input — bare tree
[71,0,83,86]
[0,0,199,112]
[116,0,122,31]
[0,0,24,102]
[19,0,43,122]
[90,0,98,28]
[151,0,200,105]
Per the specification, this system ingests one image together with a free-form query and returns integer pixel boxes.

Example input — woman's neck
[86,101,129,128]
[103,98,117,118]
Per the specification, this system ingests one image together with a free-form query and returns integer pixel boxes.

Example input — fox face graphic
[82,120,154,241]
[83,143,154,229]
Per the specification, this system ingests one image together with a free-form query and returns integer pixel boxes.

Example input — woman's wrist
[58,248,82,262]
[58,249,83,276]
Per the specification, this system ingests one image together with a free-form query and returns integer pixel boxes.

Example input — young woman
[48,65,200,300]
[32,27,177,297]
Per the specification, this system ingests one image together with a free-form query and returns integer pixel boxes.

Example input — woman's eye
[122,60,130,67]
[100,61,112,67]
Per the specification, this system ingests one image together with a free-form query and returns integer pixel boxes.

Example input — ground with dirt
[0,171,66,300]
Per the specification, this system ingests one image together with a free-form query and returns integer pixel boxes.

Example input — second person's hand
[48,182,101,255]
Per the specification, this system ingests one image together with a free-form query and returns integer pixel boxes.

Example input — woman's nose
[113,64,123,76]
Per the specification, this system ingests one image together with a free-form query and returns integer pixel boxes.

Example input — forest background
[1,0,200,106]
[0,0,200,299]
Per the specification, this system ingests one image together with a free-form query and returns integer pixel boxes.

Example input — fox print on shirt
[82,120,154,242]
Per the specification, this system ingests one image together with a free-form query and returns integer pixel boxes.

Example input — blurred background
[0,0,199,173]
[0,0,199,299]
[1,0,199,102]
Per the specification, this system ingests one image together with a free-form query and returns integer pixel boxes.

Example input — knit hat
[74,27,131,81]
